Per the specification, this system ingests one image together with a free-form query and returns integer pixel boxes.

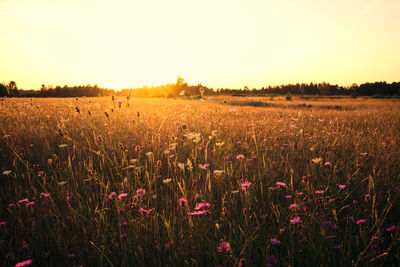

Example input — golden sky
[1,0,399,90]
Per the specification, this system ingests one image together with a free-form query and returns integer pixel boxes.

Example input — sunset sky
[1,0,399,90]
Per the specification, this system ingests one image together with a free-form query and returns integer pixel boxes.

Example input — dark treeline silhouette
[1,79,399,98]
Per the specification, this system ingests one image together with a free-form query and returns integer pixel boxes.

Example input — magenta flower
[25,201,35,207]
[119,221,128,227]
[165,240,174,248]
[188,210,211,216]
[0,221,6,227]
[139,208,151,216]
[236,154,245,159]
[194,202,211,210]
[37,171,45,176]
[241,181,252,191]
[289,203,300,211]
[9,203,16,208]
[356,219,366,225]
[364,194,371,201]
[338,184,346,190]
[270,238,280,245]
[40,193,50,198]
[118,193,128,200]
[267,255,278,266]
[33,164,39,168]
[275,182,286,187]
[217,241,231,252]
[120,233,127,238]
[386,226,396,233]
[97,135,103,142]
[18,198,29,204]
[15,259,32,267]
[285,195,292,199]
[315,190,324,194]
[67,253,76,259]
[178,197,187,206]
[290,216,302,224]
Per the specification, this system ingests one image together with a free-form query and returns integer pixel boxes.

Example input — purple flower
[267,255,278,266]
[270,238,280,246]
[386,226,396,234]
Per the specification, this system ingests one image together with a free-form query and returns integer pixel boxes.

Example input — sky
[1,0,399,90]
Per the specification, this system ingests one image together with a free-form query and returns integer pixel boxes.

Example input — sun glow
[1,0,399,90]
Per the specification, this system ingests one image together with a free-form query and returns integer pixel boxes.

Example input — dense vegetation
[1,97,399,266]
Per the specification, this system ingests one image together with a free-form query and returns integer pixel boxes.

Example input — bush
[285,93,292,101]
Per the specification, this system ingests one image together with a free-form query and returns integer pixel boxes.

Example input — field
[1,96,400,266]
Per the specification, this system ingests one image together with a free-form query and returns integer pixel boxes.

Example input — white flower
[312,157,322,164]
[59,144,68,148]
[162,178,172,184]
[216,142,224,147]
[58,181,67,185]
[2,170,12,175]
[213,170,224,176]
[146,152,153,157]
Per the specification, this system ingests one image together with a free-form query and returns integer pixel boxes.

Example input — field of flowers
[1,96,399,266]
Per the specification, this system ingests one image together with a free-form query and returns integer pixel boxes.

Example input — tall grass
[1,97,399,266]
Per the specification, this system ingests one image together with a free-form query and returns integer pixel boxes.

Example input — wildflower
[315,190,324,194]
[139,208,151,216]
[285,195,292,199]
[334,244,342,250]
[312,157,322,164]
[217,241,231,252]
[0,221,6,227]
[356,219,366,225]
[188,210,211,216]
[290,216,302,224]
[275,182,286,187]
[270,238,280,245]
[135,189,146,199]
[97,135,103,142]
[25,201,35,207]
[2,170,12,175]
[267,255,278,266]
[302,175,307,179]
[33,164,39,168]
[120,233,127,238]
[15,259,32,267]
[18,198,29,204]
[37,171,45,176]
[241,181,252,191]
[201,163,210,169]
[58,144,67,148]
[324,162,332,167]
[386,226,396,234]
[40,193,50,198]
[165,240,174,248]
[118,193,128,200]
[178,197,187,206]
[338,184,346,190]
[67,253,76,259]
[364,194,371,201]
[117,100,122,108]
[236,154,245,159]
[194,202,211,210]
[120,221,128,227]
[289,203,299,211]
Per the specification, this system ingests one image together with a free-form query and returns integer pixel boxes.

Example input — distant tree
[8,81,18,96]
[0,82,9,97]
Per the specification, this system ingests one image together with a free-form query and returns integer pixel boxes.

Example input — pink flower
[338,185,346,190]
[290,216,302,224]
[0,221,6,227]
[67,253,76,259]
[9,203,16,208]
[217,241,231,252]
[139,208,151,216]
[285,195,292,199]
[40,193,50,198]
[241,181,252,191]
[120,221,128,227]
[289,203,299,211]
[178,197,187,206]
[135,189,146,199]
[267,255,278,266]
[15,259,32,267]
[37,171,45,176]
[165,240,174,248]
[315,190,324,194]
[188,210,211,216]
[120,233,127,238]
[275,182,286,187]
[201,163,210,169]
[25,201,35,207]
[364,194,371,201]
[97,135,103,142]
[18,198,29,204]
[236,154,245,159]
[270,238,280,245]
[324,162,332,167]
[118,193,128,200]
[108,192,116,200]
[194,202,211,210]
[356,219,366,225]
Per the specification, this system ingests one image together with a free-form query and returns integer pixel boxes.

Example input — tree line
[1,79,399,98]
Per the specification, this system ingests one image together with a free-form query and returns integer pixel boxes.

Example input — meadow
[1,96,399,266]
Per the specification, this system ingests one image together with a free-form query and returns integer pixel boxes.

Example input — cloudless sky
[1,0,399,90]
